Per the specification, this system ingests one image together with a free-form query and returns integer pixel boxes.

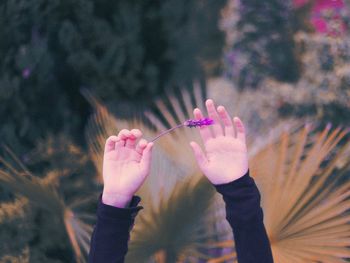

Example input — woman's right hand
[102,129,154,208]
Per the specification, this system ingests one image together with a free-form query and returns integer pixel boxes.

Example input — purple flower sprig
[184,118,214,128]
[150,118,214,142]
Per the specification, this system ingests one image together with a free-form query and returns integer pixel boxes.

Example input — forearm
[214,170,274,263]
[88,195,142,263]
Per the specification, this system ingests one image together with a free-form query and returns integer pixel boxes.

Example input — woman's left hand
[189,99,249,185]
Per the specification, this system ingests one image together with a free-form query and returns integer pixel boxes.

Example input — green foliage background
[0,0,226,151]
[0,0,226,261]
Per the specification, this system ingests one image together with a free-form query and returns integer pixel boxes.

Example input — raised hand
[102,129,154,208]
[189,99,249,185]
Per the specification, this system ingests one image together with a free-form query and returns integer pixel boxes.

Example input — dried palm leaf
[125,173,229,263]
[0,197,28,224]
[0,246,30,263]
[0,147,92,263]
[212,124,350,262]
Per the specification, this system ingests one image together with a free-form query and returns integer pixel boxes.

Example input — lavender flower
[183,118,214,128]
[150,118,214,142]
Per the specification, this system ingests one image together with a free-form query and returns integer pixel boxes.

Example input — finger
[116,129,131,149]
[114,138,124,148]
[140,142,154,168]
[190,141,208,171]
[125,129,142,149]
[217,105,235,137]
[131,129,142,138]
[233,117,246,143]
[205,99,223,137]
[105,136,119,153]
[135,138,148,156]
[194,108,213,143]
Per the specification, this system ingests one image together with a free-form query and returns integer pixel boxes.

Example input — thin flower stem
[149,118,214,142]
[150,123,185,142]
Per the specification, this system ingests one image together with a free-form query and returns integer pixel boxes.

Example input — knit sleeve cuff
[214,170,253,195]
[97,194,143,220]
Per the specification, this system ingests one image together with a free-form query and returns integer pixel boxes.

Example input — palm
[103,148,146,196]
[190,99,249,185]
[102,129,153,207]
[204,136,248,184]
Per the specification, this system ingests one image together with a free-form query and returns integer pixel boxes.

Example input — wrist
[102,192,133,208]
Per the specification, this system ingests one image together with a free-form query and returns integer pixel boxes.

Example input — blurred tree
[222,0,314,89]
[0,0,226,151]
[220,0,350,126]
[274,0,350,127]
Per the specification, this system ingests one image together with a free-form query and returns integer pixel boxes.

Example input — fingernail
[206,99,213,105]
[133,131,141,137]
[217,105,224,111]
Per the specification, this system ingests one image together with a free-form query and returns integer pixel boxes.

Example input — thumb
[140,142,154,169]
[190,141,208,170]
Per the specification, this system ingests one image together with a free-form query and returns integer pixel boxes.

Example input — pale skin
[102,99,248,208]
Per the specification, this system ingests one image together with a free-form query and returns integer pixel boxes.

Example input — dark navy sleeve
[88,194,143,263]
[214,170,274,263]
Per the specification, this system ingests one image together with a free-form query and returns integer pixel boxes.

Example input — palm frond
[84,101,118,181]
[0,246,30,263]
[0,153,64,213]
[64,209,93,261]
[0,147,92,263]
[125,173,228,263]
[250,124,350,262]
[0,197,28,224]
[210,124,350,262]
